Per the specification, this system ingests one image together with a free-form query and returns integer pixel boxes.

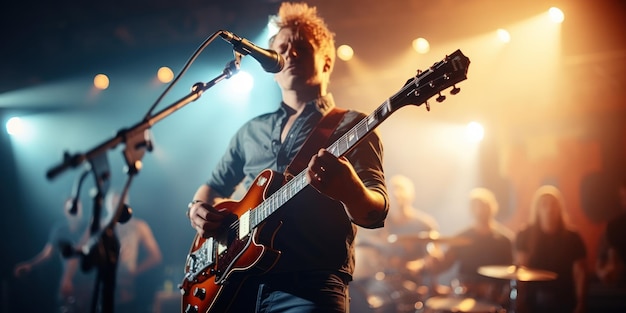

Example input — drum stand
[507,279,518,313]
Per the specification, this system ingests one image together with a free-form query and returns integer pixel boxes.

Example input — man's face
[537,195,561,234]
[391,181,412,207]
[470,198,491,225]
[270,28,326,92]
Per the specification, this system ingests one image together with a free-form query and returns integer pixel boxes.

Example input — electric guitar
[180,49,471,313]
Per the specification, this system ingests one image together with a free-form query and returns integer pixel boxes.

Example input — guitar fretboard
[244,48,469,232]
[247,98,398,230]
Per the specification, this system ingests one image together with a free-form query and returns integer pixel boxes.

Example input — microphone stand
[48,53,242,313]
[46,51,242,181]
[82,152,113,313]
[68,163,90,215]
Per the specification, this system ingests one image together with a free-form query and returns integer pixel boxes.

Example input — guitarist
[186,2,389,312]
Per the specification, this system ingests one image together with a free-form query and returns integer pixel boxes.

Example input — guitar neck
[249,98,402,229]
[248,49,470,230]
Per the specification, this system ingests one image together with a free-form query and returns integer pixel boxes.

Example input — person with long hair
[515,185,587,313]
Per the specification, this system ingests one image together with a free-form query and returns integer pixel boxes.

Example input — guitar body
[181,169,284,313]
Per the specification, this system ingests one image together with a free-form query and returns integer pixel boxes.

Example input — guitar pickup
[239,210,251,239]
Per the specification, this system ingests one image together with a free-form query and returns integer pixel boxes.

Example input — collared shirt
[207,93,388,276]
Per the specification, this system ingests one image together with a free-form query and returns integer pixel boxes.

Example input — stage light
[5,116,33,141]
[497,29,511,43]
[157,67,174,83]
[466,121,484,143]
[93,74,109,90]
[548,7,564,24]
[337,45,354,61]
[412,37,430,54]
[6,116,23,136]
[226,70,254,95]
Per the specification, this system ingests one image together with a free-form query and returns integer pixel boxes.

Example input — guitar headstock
[390,49,470,111]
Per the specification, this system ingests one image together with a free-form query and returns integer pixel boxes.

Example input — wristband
[186,200,204,218]
[188,199,204,209]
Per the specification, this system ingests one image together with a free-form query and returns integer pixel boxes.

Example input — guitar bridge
[185,237,216,281]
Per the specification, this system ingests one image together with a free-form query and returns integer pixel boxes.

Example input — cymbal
[390,231,472,246]
[478,265,557,281]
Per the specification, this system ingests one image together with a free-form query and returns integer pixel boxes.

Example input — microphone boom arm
[46,58,241,181]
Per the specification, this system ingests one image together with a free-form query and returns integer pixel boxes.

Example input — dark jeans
[228,271,350,313]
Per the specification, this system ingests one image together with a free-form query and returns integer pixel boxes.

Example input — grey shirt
[206,93,388,277]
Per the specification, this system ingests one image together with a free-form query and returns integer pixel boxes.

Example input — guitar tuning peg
[425,101,430,111]
[436,92,446,103]
[450,85,461,95]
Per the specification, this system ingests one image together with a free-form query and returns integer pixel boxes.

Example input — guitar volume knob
[193,287,207,300]
[184,304,199,313]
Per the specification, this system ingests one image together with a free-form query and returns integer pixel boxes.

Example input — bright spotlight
[157,67,174,83]
[93,74,109,90]
[412,38,430,54]
[466,121,484,143]
[548,7,564,24]
[5,116,32,140]
[6,117,23,135]
[337,45,354,61]
[497,29,511,43]
[228,70,254,94]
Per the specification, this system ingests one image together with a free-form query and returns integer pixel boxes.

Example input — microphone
[220,30,285,73]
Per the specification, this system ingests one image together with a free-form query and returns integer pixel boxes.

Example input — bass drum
[349,277,424,313]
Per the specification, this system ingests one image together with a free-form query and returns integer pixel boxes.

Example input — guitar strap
[283,107,347,181]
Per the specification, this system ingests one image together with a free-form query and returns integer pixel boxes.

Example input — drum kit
[351,232,558,313]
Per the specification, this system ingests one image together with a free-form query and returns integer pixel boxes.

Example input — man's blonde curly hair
[269,2,336,71]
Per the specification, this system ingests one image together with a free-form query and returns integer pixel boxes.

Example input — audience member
[105,191,163,313]
[13,197,92,312]
[515,185,587,313]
